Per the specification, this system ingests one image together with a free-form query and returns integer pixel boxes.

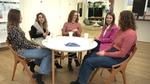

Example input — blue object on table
[65,42,80,47]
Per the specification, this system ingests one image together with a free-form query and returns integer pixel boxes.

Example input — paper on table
[65,42,80,47]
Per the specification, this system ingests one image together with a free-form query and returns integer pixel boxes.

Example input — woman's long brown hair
[119,10,136,31]
[7,9,20,28]
[67,10,79,23]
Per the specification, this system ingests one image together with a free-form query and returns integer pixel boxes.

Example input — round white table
[42,36,97,84]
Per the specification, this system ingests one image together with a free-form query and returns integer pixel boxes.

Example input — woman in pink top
[62,10,82,71]
[90,12,119,53]
[70,10,137,84]
[98,12,119,51]
[62,10,82,37]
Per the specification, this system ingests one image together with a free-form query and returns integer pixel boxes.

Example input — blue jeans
[18,48,51,75]
[77,47,127,84]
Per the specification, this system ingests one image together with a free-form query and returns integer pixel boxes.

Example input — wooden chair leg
[21,61,36,84]
[107,69,117,82]
[104,71,116,84]
[12,61,18,81]
[89,69,99,82]
[120,70,126,84]
[114,76,117,82]
[23,63,26,71]
[59,59,62,65]
[100,69,104,76]
[100,69,117,81]
[78,52,82,63]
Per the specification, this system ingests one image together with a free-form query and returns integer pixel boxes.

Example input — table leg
[51,50,55,84]
[78,52,82,63]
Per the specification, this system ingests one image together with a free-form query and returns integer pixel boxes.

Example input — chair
[77,52,83,63]
[89,45,137,84]
[6,40,36,84]
[29,30,35,40]
[54,51,67,65]
[29,30,31,39]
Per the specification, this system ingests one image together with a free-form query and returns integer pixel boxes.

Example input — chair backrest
[112,44,137,69]
[29,30,36,41]
[29,30,33,40]
[6,40,15,55]
[6,39,26,60]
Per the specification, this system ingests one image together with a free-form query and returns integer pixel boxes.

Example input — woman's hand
[72,29,78,32]
[36,46,41,49]
[46,31,50,35]
[96,51,105,56]
[43,33,47,38]
[95,36,99,40]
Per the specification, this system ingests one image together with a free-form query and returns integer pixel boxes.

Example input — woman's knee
[42,48,51,55]
[84,57,94,65]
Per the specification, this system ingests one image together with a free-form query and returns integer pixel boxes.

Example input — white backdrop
[20,0,78,39]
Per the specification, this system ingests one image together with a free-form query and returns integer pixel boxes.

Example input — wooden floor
[0,26,150,84]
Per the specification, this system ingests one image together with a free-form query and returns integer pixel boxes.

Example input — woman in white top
[30,12,50,45]
[30,12,62,69]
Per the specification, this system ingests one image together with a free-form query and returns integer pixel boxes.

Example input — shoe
[34,59,41,66]
[68,56,73,71]
[68,53,76,56]
[68,63,73,71]
[75,60,80,67]
[28,61,36,73]
[36,79,44,84]
[70,80,80,84]
[32,73,44,84]
[55,62,63,69]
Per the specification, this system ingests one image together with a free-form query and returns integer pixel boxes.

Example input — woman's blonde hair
[35,12,48,30]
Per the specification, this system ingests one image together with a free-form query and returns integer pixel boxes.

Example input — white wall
[136,21,150,42]
[113,0,128,24]
[19,0,150,42]
[20,0,77,39]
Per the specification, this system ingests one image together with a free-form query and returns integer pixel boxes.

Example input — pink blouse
[62,22,82,37]
[99,24,119,51]
[104,29,137,58]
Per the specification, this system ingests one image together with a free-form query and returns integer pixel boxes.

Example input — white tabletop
[42,36,97,52]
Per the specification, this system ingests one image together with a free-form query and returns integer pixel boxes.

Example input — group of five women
[7,9,137,84]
